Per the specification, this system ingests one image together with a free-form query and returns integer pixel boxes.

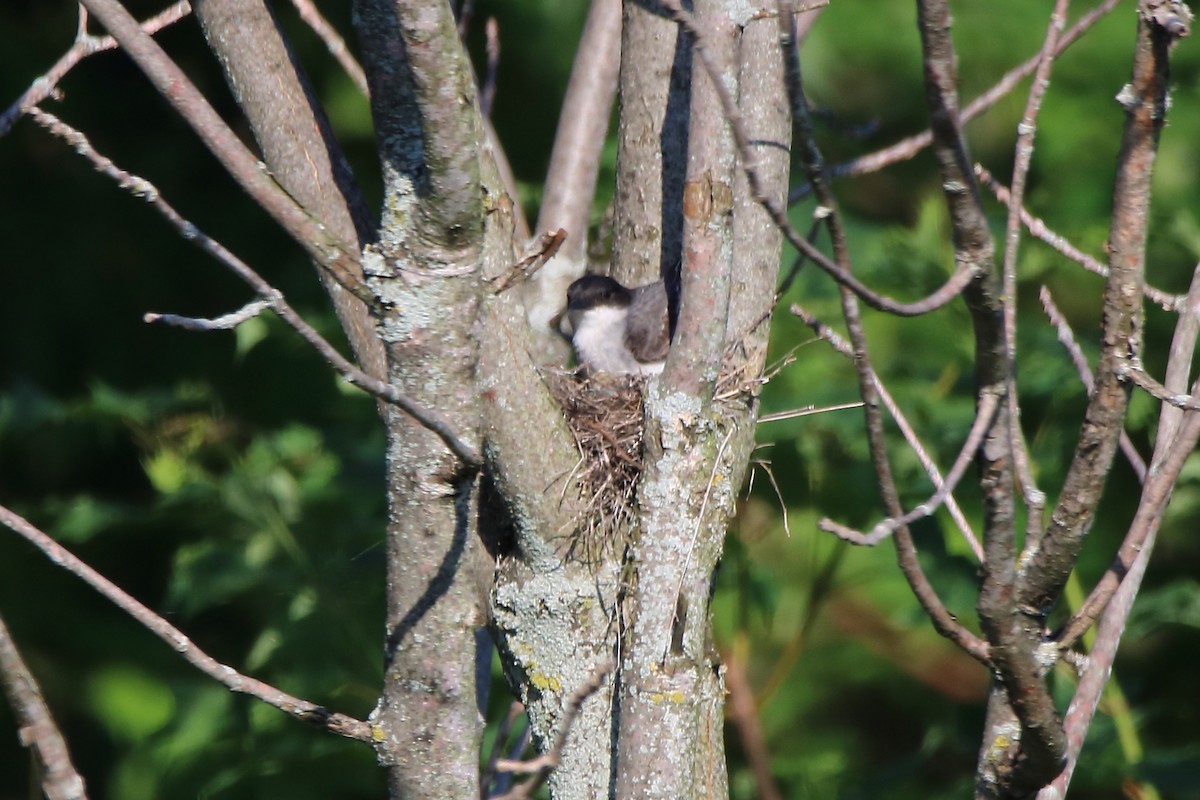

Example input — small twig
[1039,287,1147,482]
[758,400,864,423]
[790,0,1122,201]
[0,504,372,742]
[491,661,614,800]
[490,228,567,293]
[289,0,369,97]
[481,17,500,118]
[0,611,88,800]
[978,165,1180,311]
[1120,364,1200,412]
[820,392,999,546]
[145,298,276,331]
[660,0,973,319]
[0,1,192,137]
[750,458,791,537]
[481,701,525,799]
[30,107,481,469]
[1042,261,1200,799]
[997,0,1069,547]
[791,303,983,561]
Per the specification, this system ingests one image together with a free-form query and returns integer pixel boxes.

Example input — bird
[562,274,669,376]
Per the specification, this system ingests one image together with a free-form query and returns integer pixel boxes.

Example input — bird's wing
[624,281,670,364]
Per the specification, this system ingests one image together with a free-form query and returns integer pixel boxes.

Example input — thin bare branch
[1039,287,1147,482]
[758,401,864,423]
[791,0,1122,201]
[1019,0,1183,623]
[288,0,369,96]
[978,165,1180,311]
[0,1,191,138]
[1055,260,1200,651]
[30,107,481,469]
[914,0,1063,785]
[481,17,500,118]
[0,612,88,800]
[821,392,999,546]
[998,0,1069,547]
[0,505,372,742]
[145,299,275,331]
[76,0,373,306]
[791,303,983,561]
[783,0,989,668]
[490,228,567,293]
[1121,364,1200,411]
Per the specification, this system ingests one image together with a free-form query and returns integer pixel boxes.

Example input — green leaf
[88,665,175,742]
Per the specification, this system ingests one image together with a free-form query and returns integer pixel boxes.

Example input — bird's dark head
[566,275,633,313]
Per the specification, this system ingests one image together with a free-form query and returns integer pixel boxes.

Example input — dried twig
[790,0,1122,201]
[288,0,369,97]
[1042,260,1200,798]
[1120,364,1200,412]
[782,0,988,664]
[791,303,983,562]
[0,504,372,742]
[978,165,1180,311]
[1039,288,1147,482]
[30,107,481,469]
[821,392,999,546]
[145,299,276,331]
[997,0,1070,545]
[481,701,526,798]
[0,611,88,800]
[481,18,500,118]
[0,1,192,137]
[490,228,567,293]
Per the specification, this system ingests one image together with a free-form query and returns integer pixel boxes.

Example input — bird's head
[563,274,633,335]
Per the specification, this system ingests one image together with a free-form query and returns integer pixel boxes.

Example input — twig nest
[543,348,764,564]
[543,368,646,563]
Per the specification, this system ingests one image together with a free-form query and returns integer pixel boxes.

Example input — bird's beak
[558,308,579,338]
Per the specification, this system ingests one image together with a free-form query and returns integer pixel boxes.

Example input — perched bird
[563,274,669,375]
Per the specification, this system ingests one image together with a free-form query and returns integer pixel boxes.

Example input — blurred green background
[1,1,1199,798]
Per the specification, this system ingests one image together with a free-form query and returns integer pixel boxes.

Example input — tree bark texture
[353,1,489,796]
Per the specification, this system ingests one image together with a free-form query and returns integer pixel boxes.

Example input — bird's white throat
[572,306,665,376]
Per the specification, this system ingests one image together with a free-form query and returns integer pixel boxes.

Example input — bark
[611,0,691,293]
[612,1,785,797]
[353,1,488,796]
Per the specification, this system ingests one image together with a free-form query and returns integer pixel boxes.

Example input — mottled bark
[613,1,770,798]
[353,1,487,797]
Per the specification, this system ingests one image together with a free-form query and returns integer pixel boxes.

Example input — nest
[543,343,766,565]
[543,368,647,563]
